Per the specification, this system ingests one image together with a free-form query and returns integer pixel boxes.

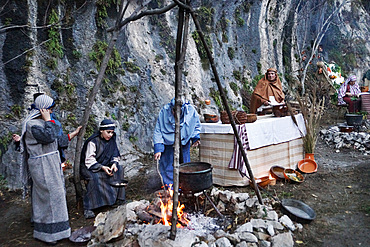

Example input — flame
[158,184,189,227]
[269,174,274,180]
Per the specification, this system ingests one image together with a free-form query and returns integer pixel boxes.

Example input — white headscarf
[21,95,55,136]
[338,75,361,105]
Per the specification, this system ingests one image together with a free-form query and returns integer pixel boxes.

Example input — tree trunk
[170,0,189,239]
[176,0,264,204]
[73,0,129,208]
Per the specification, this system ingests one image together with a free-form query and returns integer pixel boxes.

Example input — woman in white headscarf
[20,95,71,244]
[338,75,361,113]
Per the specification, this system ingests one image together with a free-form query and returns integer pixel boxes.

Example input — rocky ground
[0,122,369,246]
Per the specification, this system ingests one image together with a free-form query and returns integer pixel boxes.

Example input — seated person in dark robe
[338,75,361,113]
[80,119,125,219]
[250,68,285,114]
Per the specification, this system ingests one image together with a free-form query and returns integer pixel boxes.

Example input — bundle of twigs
[295,83,326,154]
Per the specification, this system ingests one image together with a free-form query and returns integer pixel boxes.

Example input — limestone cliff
[0,0,369,189]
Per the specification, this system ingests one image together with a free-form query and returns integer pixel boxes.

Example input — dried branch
[295,0,348,94]
[3,39,50,65]
[107,1,177,32]
[291,72,327,154]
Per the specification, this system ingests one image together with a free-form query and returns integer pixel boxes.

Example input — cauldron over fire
[179,162,213,193]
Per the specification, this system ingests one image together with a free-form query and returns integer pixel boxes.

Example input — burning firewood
[147,209,188,227]
[137,210,159,224]
[147,209,162,219]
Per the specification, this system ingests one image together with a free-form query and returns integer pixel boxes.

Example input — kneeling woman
[80,119,125,219]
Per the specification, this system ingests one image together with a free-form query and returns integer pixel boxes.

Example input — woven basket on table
[220,111,254,124]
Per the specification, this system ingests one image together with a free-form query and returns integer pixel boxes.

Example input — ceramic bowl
[297,159,318,174]
[270,165,286,179]
[283,168,304,183]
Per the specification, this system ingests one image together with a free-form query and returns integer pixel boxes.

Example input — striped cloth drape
[228,124,249,177]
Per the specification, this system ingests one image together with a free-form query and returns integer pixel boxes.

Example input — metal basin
[281,199,316,224]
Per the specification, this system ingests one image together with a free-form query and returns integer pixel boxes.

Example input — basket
[273,105,289,117]
[246,114,257,123]
[220,111,248,124]
[203,114,219,123]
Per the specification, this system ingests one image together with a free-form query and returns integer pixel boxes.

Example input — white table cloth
[200,114,306,186]
[201,114,306,150]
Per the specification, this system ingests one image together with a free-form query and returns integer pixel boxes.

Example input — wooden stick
[176,0,263,204]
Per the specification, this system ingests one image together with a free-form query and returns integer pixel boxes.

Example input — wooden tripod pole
[173,0,263,204]
[170,0,190,239]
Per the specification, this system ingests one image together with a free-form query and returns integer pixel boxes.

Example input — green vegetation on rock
[89,40,122,75]
[192,31,213,66]
[229,82,239,96]
[228,47,235,60]
[96,0,116,28]
[196,6,215,32]
[124,61,140,73]
[0,133,12,157]
[233,70,241,81]
[234,7,245,27]
[46,9,64,59]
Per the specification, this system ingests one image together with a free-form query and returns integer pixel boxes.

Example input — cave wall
[0,0,369,189]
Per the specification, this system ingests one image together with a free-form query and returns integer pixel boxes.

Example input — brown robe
[250,68,285,113]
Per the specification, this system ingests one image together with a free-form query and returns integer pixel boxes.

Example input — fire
[158,184,189,227]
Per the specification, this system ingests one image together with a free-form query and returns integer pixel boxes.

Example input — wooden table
[200,114,306,186]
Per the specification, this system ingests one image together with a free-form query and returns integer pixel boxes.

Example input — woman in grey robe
[20,95,71,244]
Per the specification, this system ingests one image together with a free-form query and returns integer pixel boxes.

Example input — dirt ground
[0,126,369,246]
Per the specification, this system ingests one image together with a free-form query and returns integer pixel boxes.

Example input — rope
[156,159,165,189]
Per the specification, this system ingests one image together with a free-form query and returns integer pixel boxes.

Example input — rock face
[1,0,370,188]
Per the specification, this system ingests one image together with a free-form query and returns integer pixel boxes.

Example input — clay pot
[361,86,369,92]
[305,153,314,160]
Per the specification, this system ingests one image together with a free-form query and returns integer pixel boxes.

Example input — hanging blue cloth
[153,98,201,186]
[153,98,201,150]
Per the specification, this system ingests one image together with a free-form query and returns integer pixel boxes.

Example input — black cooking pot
[345,114,363,126]
[179,162,213,193]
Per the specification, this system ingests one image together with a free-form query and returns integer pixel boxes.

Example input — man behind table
[250,68,285,113]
